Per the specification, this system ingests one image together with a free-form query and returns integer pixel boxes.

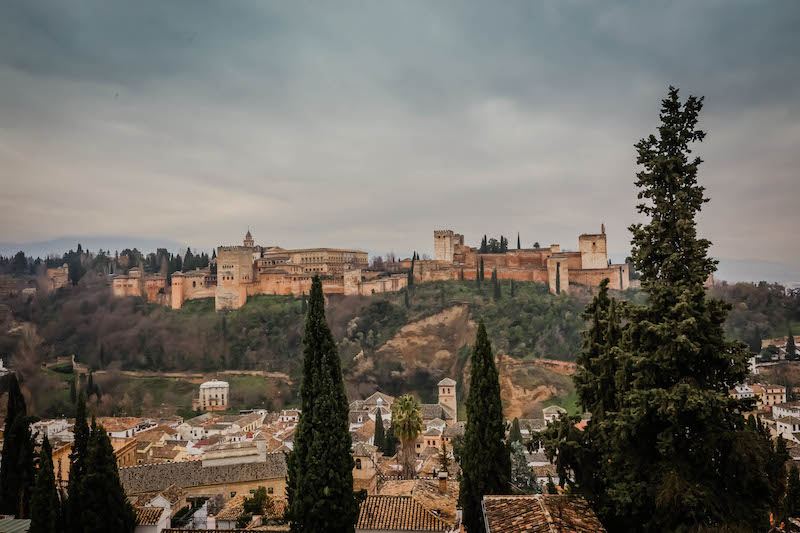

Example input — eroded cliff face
[346,305,575,418]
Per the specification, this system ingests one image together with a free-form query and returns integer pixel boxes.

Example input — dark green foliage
[438,440,450,473]
[517,233,521,250]
[30,437,60,533]
[459,320,511,533]
[480,236,488,254]
[408,254,415,287]
[546,87,781,532]
[238,486,272,528]
[556,264,562,294]
[788,328,797,361]
[510,279,515,298]
[383,425,398,457]
[66,394,89,533]
[787,464,800,518]
[479,257,485,282]
[546,475,557,494]
[0,373,35,518]
[301,292,307,314]
[374,408,386,453]
[508,418,522,444]
[287,276,361,532]
[69,380,76,404]
[79,422,136,533]
[492,269,500,301]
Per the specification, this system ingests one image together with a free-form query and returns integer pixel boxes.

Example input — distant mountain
[716,257,800,285]
[0,236,190,259]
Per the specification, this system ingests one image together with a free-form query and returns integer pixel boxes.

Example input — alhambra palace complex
[112,226,629,311]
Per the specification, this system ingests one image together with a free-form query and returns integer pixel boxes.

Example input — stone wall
[433,230,455,263]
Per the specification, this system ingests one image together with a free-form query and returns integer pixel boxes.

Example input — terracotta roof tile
[356,495,448,531]
[134,506,164,526]
[482,495,606,532]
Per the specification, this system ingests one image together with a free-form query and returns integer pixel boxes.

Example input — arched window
[193,281,196,288]
[355,458,362,470]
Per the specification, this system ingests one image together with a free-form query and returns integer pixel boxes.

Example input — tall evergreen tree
[517,233,521,250]
[0,373,35,518]
[492,269,500,301]
[287,276,361,532]
[459,320,511,533]
[408,255,415,287]
[30,436,60,533]
[787,464,800,518]
[383,425,398,457]
[66,393,89,533]
[546,87,780,532]
[787,327,796,361]
[374,408,386,453]
[79,422,135,533]
[475,264,480,288]
[508,418,523,444]
[479,257,485,282]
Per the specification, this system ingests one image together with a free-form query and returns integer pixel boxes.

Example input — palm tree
[391,395,423,480]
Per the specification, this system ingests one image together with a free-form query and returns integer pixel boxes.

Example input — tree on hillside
[787,327,796,361]
[480,236,488,254]
[408,254,415,287]
[459,320,511,533]
[509,418,523,444]
[287,276,361,532]
[392,395,423,480]
[66,394,89,533]
[492,269,500,301]
[30,436,60,533]
[546,87,781,532]
[0,373,35,518]
[479,257,485,283]
[79,421,135,533]
[374,408,386,453]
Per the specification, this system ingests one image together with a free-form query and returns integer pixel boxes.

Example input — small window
[268,487,274,494]
[355,459,362,470]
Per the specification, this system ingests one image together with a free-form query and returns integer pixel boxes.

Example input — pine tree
[66,393,89,533]
[546,87,780,532]
[0,373,35,518]
[374,408,386,453]
[79,422,135,533]
[509,418,522,444]
[787,327,796,361]
[30,437,60,533]
[459,320,511,533]
[287,276,361,532]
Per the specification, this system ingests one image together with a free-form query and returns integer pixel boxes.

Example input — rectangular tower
[433,230,455,263]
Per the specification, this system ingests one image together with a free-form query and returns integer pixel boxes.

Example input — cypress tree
[79,422,135,533]
[287,276,361,532]
[476,264,480,288]
[510,279,516,298]
[555,263,561,294]
[787,464,800,518]
[492,269,500,301]
[408,255,415,287]
[0,373,35,518]
[374,408,386,453]
[787,327,796,361]
[66,393,89,533]
[508,418,522,444]
[547,87,779,531]
[69,380,77,405]
[459,320,511,533]
[301,292,307,314]
[30,436,60,533]
[383,425,398,457]
[479,257,485,282]
[517,233,521,250]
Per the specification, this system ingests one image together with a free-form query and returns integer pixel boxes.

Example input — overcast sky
[0,1,798,280]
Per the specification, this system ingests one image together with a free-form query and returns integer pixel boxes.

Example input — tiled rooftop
[134,506,165,526]
[356,495,449,531]
[482,495,606,533]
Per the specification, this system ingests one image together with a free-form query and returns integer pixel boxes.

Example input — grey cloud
[0,0,798,280]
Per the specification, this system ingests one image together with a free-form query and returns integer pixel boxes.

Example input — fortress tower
[244,229,254,248]
[437,377,457,417]
[434,230,455,263]
[578,225,608,270]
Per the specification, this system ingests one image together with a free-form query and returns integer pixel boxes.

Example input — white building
[543,405,567,425]
[773,402,800,420]
[776,416,800,442]
[0,358,7,376]
[731,384,755,400]
[193,379,230,411]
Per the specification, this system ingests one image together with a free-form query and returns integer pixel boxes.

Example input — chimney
[438,470,448,493]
